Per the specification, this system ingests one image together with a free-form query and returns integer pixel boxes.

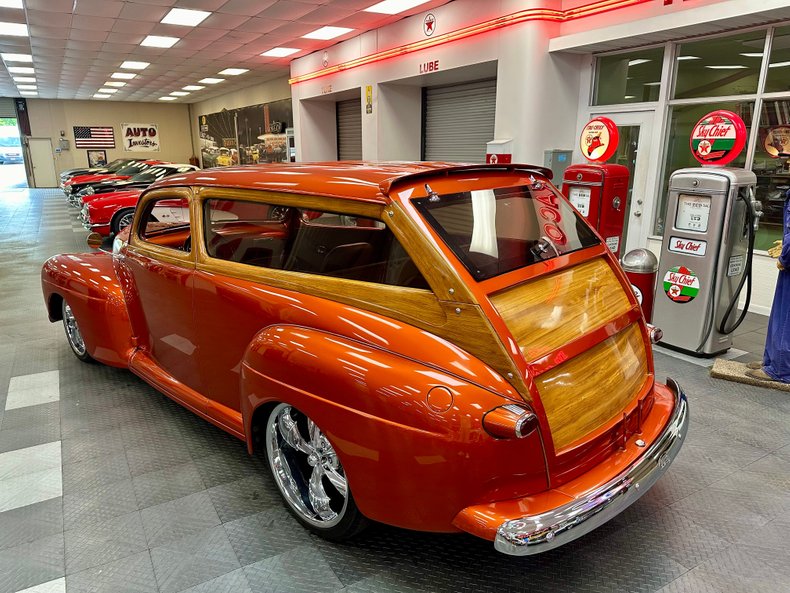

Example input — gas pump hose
[717,194,756,335]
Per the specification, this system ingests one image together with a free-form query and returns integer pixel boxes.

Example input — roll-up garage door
[336,98,362,161]
[0,98,16,118]
[423,79,496,163]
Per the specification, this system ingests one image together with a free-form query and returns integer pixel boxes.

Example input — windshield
[0,137,20,147]
[105,159,129,171]
[116,162,151,175]
[129,167,171,183]
[413,184,600,280]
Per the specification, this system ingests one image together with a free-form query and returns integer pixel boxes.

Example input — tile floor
[0,188,789,593]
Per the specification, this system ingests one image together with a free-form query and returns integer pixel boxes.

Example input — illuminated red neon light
[289,0,654,85]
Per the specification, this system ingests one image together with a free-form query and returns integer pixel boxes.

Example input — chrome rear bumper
[494,378,688,555]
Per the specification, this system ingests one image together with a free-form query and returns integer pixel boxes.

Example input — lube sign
[122,123,160,152]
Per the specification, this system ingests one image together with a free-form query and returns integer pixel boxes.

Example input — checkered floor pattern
[0,188,788,593]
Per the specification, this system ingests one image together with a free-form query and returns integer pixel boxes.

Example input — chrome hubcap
[118,212,134,230]
[63,303,86,356]
[266,404,347,527]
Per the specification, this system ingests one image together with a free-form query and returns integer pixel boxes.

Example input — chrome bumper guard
[494,378,688,556]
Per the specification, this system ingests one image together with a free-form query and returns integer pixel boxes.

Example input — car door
[120,187,204,401]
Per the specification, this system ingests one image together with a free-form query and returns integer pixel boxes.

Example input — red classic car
[79,189,141,236]
[63,160,166,202]
[41,162,688,555]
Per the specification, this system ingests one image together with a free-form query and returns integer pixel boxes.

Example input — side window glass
[202,199,429,289]
[139,196,191,252]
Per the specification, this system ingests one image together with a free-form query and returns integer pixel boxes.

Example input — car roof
[151,161,552,203]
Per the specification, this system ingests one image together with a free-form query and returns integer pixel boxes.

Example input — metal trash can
[621,249,659,323]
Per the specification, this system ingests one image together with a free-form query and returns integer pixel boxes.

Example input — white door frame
[588,110,656,254]
[26,137,58,188]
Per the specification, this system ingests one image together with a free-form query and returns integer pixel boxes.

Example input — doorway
[27,138,58,188]
[0,117,27,189]
[588,110,654,253]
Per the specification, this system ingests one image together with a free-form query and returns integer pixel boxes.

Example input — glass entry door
[589,110,654,254]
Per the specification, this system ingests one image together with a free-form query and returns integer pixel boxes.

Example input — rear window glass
[413,185,599,280]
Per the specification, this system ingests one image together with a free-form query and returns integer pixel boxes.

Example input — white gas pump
[652,110,763,356]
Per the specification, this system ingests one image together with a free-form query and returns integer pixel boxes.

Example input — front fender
[240,325,548,532]
[41,252,134,367]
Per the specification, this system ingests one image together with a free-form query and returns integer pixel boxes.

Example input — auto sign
[689,110,746,166]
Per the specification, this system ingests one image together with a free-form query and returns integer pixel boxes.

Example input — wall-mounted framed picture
[87,149,107,167]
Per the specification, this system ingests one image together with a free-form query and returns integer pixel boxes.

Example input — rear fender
[41,253,134,367]
[240,325,548,532]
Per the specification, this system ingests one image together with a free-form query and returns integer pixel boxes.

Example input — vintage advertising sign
[668,236,707,256]
[663,265,701,303]
[580,117,618,163]
[763,125,790,158]
[122,124,159,152]
[486,153,512,164]
[689,110,746,165]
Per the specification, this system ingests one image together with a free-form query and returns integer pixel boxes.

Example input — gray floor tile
[174,568,252,593]
[0,533,64,593]
[66,550,158,593]
[207,473,280,523]
[141,491,221,548]
[0,498,63,552]
[62,478,138,531]
[62,452,131,495]
[64,510,147,574]
[224,506,311,566]
[242,545,344,593]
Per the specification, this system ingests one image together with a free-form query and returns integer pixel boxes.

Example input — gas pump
[653,110,762,356]
[562,117,629,258]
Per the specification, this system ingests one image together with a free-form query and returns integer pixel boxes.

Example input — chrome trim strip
[494,378,688,556]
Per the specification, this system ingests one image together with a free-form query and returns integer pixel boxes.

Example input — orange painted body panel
[40,162,684,544]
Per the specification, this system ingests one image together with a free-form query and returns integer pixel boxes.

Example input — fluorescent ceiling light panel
[159,96,177,100]
[93,94,111,98]
[623,95,636,99]
[740,52,763,58]
[676,55,700,61]
[1,52,31,62]
[98,88,118,93]
[7,66,33,73]
[643,82,661,86]
[219,68,248,76]
[141,35,179,48]
[121,61,149,70]
[16,84,35,89]
[769,60,790,68]
[0,1,23,8]
[170,91,189,96]
[161,8,211,27]
[12,76,34,82]
[111,72,136,79]
[364,0,428,14]
[0,22,28,36]
[628,59,650,67]
[261,47,299,57]
[182,85,204,90]
[705,65,747,69]
[104,81,126,87]
[198,77,224,84]
[19,91,36,96]
[302,26,353,40]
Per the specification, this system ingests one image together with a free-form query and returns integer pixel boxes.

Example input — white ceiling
[0,0,451,103]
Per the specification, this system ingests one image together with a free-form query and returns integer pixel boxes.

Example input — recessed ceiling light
[0,22,28,36]
[12,76,34,83]
[740,52,763,58]
[111,72,136,79]
[170,91,189,96]
[198,77,224,84]
[769,60,790,68]
[93,94,111,99]
[121,61,149,70]
[159,96,177,101]
[261,47,299,58]
[219,68,248,76]
[98,88,118,93]
[364,0,428,14]
[104,81,126,87]
[302,26,353,40]
[141,35,179,48]
[0,1,23,8]
[705,65,747,69]
[16,84,35,90]
[19,91,36,96]
[183,85,204,91]
[628,59,650,67]
[160,8,210,27]
[1,52,31,62]
[676,55,700,61]
[7,66,33,74]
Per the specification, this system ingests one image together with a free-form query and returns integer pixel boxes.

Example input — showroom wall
[187,77,291,160]
[27,99,194,172]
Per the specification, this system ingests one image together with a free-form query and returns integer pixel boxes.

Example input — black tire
[111,208,135,235]
[265,403,368,541]
[61,299,95,363]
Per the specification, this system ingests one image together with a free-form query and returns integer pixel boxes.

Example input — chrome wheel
[266,403,348,528]
[62,301,86,357]
[117,211,134,231]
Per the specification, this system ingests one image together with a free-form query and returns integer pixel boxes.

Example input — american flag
[73,126,115,149]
